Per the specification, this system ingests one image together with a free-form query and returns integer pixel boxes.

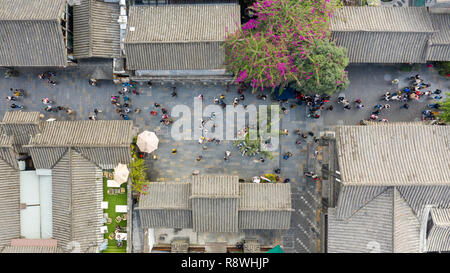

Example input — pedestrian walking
[6,96,16,101]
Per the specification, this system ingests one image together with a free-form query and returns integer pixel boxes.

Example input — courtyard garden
[101,171,128,253]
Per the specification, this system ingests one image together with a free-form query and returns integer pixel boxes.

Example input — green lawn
[102,175,128,253]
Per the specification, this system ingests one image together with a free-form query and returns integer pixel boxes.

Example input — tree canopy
[224,0,349,95]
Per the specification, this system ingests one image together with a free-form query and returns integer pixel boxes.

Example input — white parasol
[114,163,129,185]
[136,131,159,153]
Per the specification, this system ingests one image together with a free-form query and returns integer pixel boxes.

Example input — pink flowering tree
[224,0,349,95]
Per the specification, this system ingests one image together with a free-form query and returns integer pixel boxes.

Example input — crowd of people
[108,81,141,121]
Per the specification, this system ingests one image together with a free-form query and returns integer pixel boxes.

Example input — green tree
[438,93,450,123]
[129,157,149,194]
[292,39,349,95]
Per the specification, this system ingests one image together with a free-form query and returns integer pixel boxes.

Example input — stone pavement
[0,64,447,253]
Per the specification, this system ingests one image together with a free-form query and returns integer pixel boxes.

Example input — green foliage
[224,0,349,95]
[435,62,450,77]
[129,157,149,194]
[438,93,450,123]
[292,39,349,95]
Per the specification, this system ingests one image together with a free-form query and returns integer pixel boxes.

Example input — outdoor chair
[107,189,114,195]
[122,213,128,221]
[107,218,112,224]
[108,232,115,240]
[115,216,122,223]
[120,188,126,194]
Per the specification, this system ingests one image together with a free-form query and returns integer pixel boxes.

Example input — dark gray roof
[330,124,450,253]
[73,0,121,59]
[331,7,435,63]
[239,183,292,211]
[0,0,67,66]
[331,7,434,33]
[125,4,240,43]
[328,188,395,253]
[0,246,62,253]
[52,149,104,253]
[125,42,226,70]
[28,120,133,147]
[1,112,41,153]
[191,175,239,198]
[427,14,450,61]
[0,158,20,247]
[238,183,292,230]
[192,198,239,232]
[139,182,191,209]
[335,125,450,186]
[26,120,133,170]
[137,176,292,232]
[137,182,193,228]
[431,208,450,226]
[124,4,240,70]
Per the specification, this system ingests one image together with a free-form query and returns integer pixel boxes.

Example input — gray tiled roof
[335,185,387,220]
[0,246,62,253]
[335,125,450,186]
[330,7,435,63]
[397,186,450,219]
[328,188,394,253]
[1,112,41,153]
[431,208,450,226]
[191,175,239,198]
[239,183,292,210]
[238,183,292,230]
[137,182,193,228]
[192,198,239,232]
[124,4,240,71]
[0,0,65,20]
[331,7,434,32]
[329,187,423,253]
[0,158,20,247]
[73,0,121,59]
[27,120,133,170]
[137,176,292,232]
[426,225,450,252]
[427,14,450,61]
[52,149,104,253]
[1,112,41,124]
[28,120,133,147]
[139,182,191,209]
[0,0,67,67]
[125,4,240,43]
[393,188,420,253]
[125,42,226,70]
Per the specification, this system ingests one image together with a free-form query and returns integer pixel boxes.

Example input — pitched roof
[329,187,423,253]
[0,0,67,66]
[0,246,62,253]
[427,14,450,61]
[191,175,239,198]
[138,182,191,209]
[125,4,240,43]
[335,125,450,186]
[28,120,133,147]
[136,176,293,232]
[0,157,20,247]
[1,112,40,124]
[73,0,121,59]
[52,149,104,253]
[431,208,450,226]
[0,0,65,20]
[429,14,450,45]
[239,183,292,211]
[328,188,394,253]
[331,7,435,33]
